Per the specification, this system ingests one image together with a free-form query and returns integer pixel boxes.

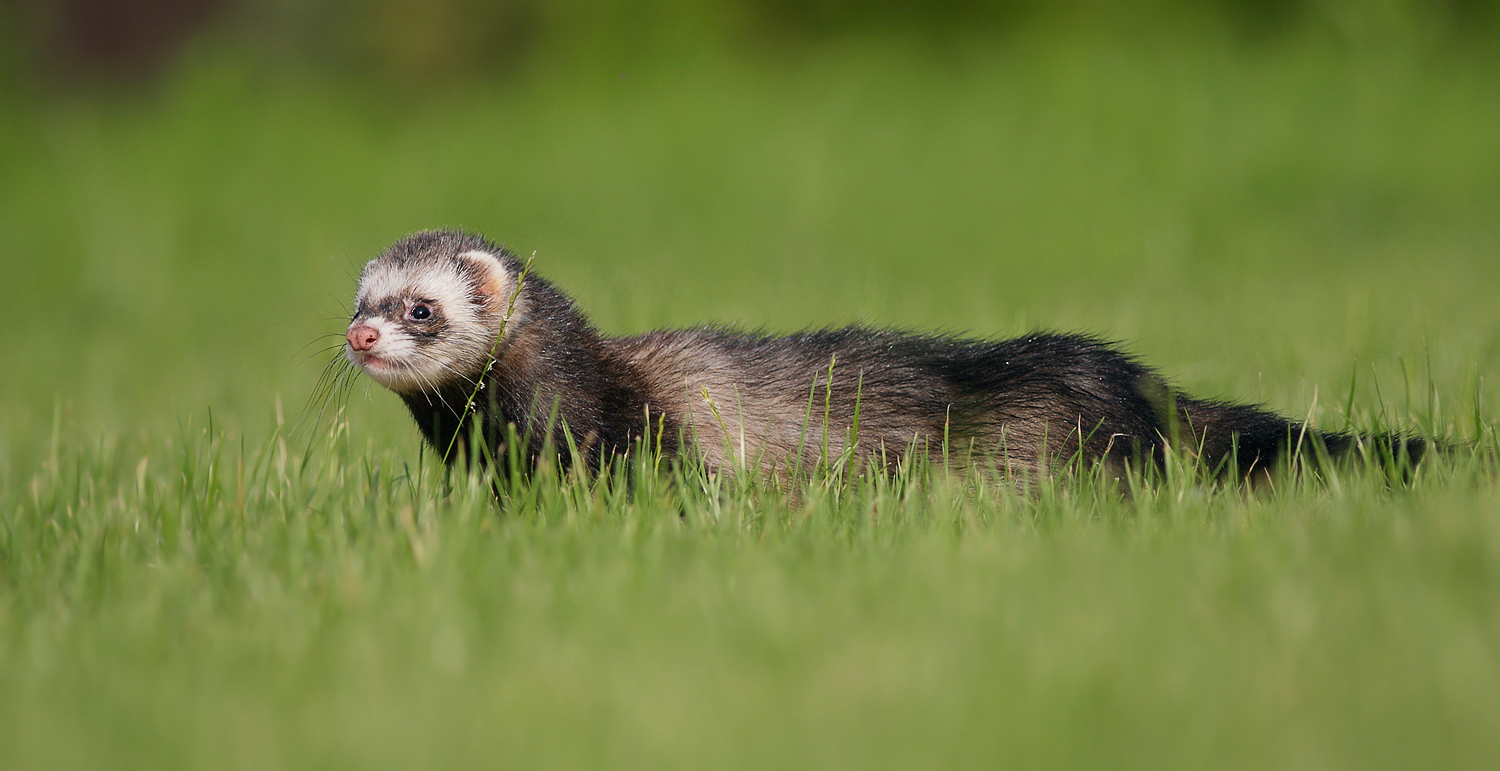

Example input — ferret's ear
[456,250,514,311]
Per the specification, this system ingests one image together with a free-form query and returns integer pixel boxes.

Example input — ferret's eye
[410,304,432,320]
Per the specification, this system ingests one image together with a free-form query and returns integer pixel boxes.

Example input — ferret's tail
[1172,397,1426,480]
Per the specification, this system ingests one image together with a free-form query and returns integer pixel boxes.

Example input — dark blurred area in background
[24,0,226,81]
[5,0,1498,92]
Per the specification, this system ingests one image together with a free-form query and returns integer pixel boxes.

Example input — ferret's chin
[350,353,419,394]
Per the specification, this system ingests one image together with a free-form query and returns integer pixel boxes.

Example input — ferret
[338,229,1424,483]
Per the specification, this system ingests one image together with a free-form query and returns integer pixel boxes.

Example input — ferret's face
[345,249,514,395]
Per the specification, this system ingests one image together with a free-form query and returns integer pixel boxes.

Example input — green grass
[3,27,1500,769]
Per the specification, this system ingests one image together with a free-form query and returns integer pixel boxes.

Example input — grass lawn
[3,29,1499,769]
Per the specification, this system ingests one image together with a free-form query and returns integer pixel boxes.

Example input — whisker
[331,255,361,286]
[296,339,350,362]
[402,356,469,418]
[409,349,481,390]
[294,355,359,438]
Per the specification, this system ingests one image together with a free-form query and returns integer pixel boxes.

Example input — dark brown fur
[356,230,1425,482]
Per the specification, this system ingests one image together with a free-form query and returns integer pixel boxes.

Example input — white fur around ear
[456,249,502,266]
[456,250,514,312]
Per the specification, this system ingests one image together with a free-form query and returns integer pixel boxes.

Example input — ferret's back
[606,328,1166,473]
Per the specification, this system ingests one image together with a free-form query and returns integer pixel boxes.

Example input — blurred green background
[5,4,1500,770]
[2,0,1497,446]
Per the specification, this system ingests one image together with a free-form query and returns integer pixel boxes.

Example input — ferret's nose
[347,325,380,352]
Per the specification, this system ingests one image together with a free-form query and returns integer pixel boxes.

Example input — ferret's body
[342,230,1421,481]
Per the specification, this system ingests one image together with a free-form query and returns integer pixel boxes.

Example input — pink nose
[347,325,380,352]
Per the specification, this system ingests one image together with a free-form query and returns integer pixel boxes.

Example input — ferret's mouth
[345,346,383,367]
[349,351,413,393]
[353,352,390,370]
[347,345,438,395]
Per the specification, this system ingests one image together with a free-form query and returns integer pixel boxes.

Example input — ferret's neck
[402,276,664,470]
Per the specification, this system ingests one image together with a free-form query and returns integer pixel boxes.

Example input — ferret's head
[345,230,524,395]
